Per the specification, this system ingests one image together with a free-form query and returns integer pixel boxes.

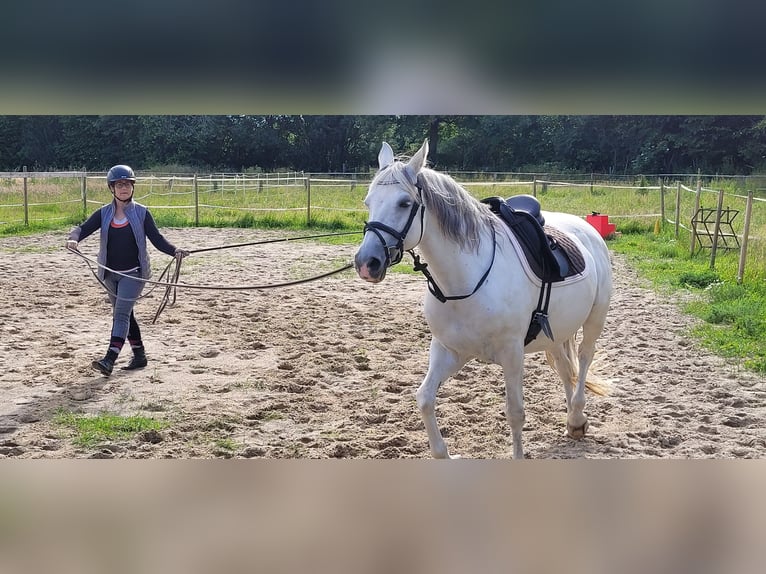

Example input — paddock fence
[1,169,764,281]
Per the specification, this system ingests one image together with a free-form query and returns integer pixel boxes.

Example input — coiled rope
[67,231,361,323]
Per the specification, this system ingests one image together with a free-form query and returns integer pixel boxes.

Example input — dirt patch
[0,228,763,458]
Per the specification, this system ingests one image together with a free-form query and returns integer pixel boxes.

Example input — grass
[609,225,766,373]
[53,409,167,448]
[213,438,238,454]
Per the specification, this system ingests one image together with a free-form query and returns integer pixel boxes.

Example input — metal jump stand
[691,206,740,254]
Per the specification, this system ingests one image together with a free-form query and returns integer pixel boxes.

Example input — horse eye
[398,199,412,209]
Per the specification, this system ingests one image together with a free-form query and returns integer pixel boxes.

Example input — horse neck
[417,213,495,291]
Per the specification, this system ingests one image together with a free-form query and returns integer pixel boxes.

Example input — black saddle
[481,194,586,346]
[481,194,569,283]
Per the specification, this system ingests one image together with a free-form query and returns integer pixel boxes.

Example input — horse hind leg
[546,338,589,439]
[566,305,610,435]
[416,339,468,459]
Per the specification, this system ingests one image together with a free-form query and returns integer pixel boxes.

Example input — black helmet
[106,165,136,185]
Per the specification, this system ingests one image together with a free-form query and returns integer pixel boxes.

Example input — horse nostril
[367,258,382,273]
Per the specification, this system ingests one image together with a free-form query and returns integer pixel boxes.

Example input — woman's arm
[68,209,102,242]
[144,210,178,256]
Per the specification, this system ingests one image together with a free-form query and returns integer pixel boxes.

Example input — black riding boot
[122,346,147,370]
[92,352,117,376]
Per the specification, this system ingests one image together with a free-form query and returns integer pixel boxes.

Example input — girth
[481,194,585,346]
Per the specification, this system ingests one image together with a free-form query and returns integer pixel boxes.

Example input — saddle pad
[482,195,586,282]
[545,225,586,278]
[500,216,585,282]
[503,223,587,286]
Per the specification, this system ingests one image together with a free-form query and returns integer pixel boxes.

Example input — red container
[585,213,616,239]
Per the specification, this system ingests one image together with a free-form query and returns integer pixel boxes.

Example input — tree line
[1,115,764,175]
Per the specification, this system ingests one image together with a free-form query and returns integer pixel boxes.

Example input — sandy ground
[0,227,764,459]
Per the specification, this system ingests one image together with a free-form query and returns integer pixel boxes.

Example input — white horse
[354,140,613,459]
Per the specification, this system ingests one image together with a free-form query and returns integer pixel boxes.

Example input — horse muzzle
[354,250,390,283]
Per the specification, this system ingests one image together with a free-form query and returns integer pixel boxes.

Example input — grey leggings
[103,270,145,340]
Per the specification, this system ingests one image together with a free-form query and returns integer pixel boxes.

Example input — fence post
[305,173,312,225]
[194,174,199,227]
[532,177,537,198]
[689,172,702,255]
[81,171,87,217]
[737,191,753,284]
[709,188,725,269]
[659,178,665,229]
[674,181,681,239]
[22,166,29,226]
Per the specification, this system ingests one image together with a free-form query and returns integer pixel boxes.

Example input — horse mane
[373,160,498,253]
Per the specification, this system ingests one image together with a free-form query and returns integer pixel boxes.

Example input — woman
[67,164,189,375]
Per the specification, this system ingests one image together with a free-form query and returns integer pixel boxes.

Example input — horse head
[354,140,429,282]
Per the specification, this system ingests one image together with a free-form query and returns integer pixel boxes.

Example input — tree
[0,114,764,175]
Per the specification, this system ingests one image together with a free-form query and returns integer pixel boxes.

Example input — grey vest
[97,201,151,281]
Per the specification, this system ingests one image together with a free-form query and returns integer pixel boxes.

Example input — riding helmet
[106,164,136,185]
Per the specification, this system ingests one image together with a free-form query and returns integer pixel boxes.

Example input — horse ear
[378,142,395,170]
[404,139,429,184]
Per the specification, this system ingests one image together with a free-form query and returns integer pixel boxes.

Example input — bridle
[362,182,425,268]
[362,178,497,303]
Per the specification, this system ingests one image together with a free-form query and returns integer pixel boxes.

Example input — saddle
[481,194,585,346]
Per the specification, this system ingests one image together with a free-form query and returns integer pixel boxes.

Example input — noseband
[363,184,425,268]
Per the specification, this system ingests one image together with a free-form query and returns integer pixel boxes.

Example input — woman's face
[112,179,134,201]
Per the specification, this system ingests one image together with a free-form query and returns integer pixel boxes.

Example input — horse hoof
[567,420,589,439]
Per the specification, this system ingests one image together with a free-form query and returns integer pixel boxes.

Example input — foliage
[1,115,766,175]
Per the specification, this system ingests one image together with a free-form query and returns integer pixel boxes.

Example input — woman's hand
[174,248,190,259]
[66,240,79,251]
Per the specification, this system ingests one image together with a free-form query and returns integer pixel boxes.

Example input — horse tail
[546,338,612,396]
[585,371,611,396]
[580,338,613,397]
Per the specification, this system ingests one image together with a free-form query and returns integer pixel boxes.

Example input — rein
[68,231,360,323]
[409,225,497,303]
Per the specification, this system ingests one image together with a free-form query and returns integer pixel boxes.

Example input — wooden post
[305,174,311,225]
[674,181,681,239]
[689,172,702,255]
[659,179,665,229]
[590,173,594,195]
[532,177,537,198]
[194,174,199,227]
[709,188,725,269]
[81,172,87,217]
[737,191,753,284]
[22,166,28,226]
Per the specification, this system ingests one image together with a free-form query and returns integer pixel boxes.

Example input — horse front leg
[499,343,526,459]
[416,339,467,459]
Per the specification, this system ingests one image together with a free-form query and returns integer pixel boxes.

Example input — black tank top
[106,219,140,271]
